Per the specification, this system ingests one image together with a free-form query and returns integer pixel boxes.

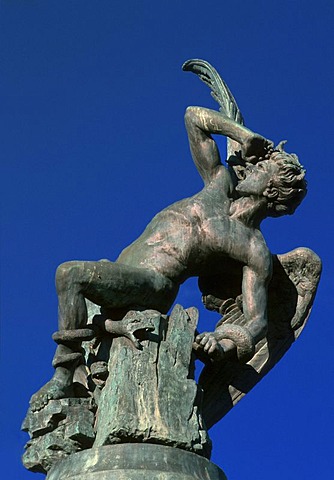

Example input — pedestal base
[46,443,227,480]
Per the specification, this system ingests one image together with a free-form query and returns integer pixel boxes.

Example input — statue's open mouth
[233,165,246,181]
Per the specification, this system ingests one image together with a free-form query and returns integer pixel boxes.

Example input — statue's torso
[117,177,267,283]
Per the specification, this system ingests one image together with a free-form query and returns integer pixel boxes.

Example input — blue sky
[1,1,334,478]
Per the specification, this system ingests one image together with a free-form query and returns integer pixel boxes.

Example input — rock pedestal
[94,305,211,458]
[23,305,216,477]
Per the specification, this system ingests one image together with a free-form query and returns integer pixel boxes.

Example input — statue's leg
[29,260,178,411]
[56,260,178,329]
[55,259,179,355]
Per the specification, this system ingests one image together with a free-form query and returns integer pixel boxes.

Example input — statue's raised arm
[184,106,272,184]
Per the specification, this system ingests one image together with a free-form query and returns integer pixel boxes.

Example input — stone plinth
[46,443,227,480]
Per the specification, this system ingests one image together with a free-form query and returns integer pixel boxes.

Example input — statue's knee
[56,261,81,292]
[153,274,178,307]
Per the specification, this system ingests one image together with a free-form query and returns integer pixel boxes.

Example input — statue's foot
[193,332,237,362]
[29,377,74,412]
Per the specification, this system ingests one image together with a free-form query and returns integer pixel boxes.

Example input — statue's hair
[264,145,307,217]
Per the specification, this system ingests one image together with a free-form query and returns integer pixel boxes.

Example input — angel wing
[198,247,322,429]
[182,58,244,158]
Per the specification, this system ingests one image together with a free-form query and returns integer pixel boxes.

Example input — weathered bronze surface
[22,59,321,477]
[46,444,227,480]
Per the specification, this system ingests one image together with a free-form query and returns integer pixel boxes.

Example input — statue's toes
[29,383,58,411]
[29,379,75,412]
[29,395,43,412]
[30,392,47,411]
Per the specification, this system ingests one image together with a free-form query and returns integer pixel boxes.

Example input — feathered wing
[198,247,322,429]
[182,58,244,158]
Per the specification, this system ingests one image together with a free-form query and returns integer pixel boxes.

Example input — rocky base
[22,397,96,473]
[94,305,211,458]
[22,305,212,475]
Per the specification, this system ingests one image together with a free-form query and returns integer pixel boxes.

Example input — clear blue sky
[1,1,333,478]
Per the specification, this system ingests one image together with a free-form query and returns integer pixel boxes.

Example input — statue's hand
[242,135,274,164]
[194,331,237,362]
[193,331,225,360]
[105,313,155,349]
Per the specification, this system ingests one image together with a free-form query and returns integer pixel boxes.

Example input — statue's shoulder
[211,163,234,193]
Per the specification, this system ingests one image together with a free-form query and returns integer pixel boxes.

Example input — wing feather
[182,58,244,158]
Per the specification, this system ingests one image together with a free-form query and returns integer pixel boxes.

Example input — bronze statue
[30,60,307,412]
[23,60,320,478]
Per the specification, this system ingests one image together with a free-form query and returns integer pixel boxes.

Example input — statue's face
[235,160,278,197]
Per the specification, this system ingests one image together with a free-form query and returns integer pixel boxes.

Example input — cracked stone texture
[94,305,211,458]
[22,398,96,473]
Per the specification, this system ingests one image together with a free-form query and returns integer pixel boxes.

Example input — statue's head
[264,146,307,217]
[235,143,307,217]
